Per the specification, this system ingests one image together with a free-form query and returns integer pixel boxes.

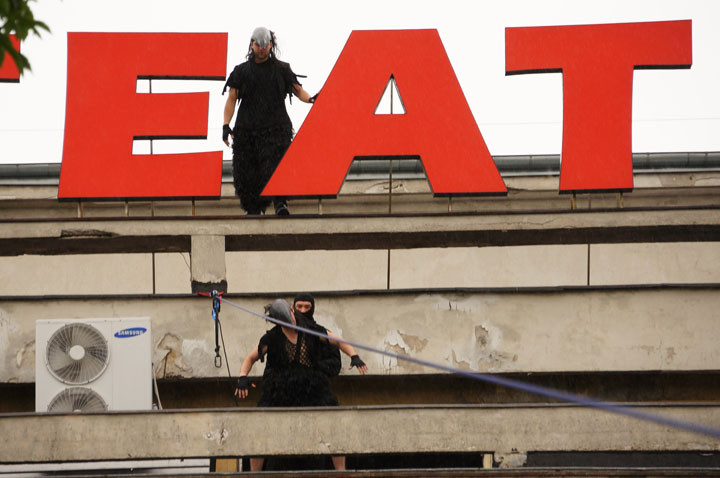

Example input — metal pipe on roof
[1,152,720,185]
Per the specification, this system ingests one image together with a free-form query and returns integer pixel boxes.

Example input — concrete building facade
[1,157,719,473]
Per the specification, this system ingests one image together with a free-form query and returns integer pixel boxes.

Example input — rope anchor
[209,290,223,368]
[199,290,238,404]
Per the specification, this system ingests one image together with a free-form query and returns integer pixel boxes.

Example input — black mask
[293,293,315,321]
[292,310,313,329]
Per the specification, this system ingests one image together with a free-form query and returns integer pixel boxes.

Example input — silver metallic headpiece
[251,27,272,48]
[266,299,293,325]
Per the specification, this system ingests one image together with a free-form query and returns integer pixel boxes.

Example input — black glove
[350,355,365,369]
[222,124,233,143]
[236,376,250,391]
[309,93,319,103]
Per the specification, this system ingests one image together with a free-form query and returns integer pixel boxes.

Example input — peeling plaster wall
[0,306,34,382]
[3,288,719,383]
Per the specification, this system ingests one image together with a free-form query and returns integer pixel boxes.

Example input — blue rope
[217,296,720,439]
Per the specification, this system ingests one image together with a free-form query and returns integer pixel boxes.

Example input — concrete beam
[0,208,718,256]
[190,235,227,294]
[1,405,718,463]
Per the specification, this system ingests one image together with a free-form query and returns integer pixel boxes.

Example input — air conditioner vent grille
[46,323,109,384]
[47,387,108,413]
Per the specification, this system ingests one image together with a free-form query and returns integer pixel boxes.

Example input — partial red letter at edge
[0,35,21,82]
[58,33,227,199]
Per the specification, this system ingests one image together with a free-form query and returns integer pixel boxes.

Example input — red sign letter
[58,33,227,199]
[263,29,506,197]
[0,35,21,82]
[506,20,692,192]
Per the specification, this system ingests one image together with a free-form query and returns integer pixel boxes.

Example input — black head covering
[265,299,293,325]
[293,293,315,320]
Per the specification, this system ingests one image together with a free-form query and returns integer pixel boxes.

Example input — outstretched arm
[234,346,265,399]
[326,331,368,374]
[292,83,314,103]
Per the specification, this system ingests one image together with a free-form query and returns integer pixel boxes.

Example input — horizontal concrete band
[2,243,719,296]
[4,289,720,382]
[1,405,718,463]
[0,208,718,255]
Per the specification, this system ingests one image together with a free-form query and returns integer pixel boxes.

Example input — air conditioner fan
[47,387,108,412]
[46,323,109,384]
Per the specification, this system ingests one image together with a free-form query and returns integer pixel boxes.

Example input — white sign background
[1,0,718,165]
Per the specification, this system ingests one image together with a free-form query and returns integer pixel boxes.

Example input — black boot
[274,199,290,216]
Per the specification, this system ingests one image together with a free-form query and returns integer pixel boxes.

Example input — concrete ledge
[0,208,718,256]
[1,405,719,463]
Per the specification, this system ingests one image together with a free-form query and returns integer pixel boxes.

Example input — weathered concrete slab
[226,249,390,292]
[2,242,718,296]
[3,289,720,383]
[591,242,720,285]
[0,253,154,296]
[1,405,718,463]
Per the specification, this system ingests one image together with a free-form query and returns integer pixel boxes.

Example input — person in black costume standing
[235,299,367,471]
[222,27,315,215]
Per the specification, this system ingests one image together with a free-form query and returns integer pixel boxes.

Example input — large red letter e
[264,29,506,197]
[506,20,692,192]
[59,33,227,199]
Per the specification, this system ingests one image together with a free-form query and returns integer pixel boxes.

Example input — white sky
[1,0,719,164]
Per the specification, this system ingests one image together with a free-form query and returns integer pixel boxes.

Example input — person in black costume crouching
[222,27,316,216]
[235,299,367,471]
[292,293,367,470]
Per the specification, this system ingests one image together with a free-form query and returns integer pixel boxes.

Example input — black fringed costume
[223,57,300,214]
[256,314,339,407]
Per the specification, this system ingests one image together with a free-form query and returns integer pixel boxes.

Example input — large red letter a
[264,29,506,197]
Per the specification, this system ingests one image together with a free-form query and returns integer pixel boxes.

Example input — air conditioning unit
[36,317,152,413]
